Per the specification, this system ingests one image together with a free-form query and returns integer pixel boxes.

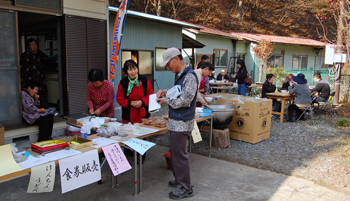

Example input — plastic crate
[198,109,213,117]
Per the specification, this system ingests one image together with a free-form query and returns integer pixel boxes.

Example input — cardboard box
[214,96,272,144]
[60,136,93,150]
[0,123,4,145]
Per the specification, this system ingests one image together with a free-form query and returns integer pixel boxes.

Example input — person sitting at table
[217,69,230,81]
[310,71,330,105]
[117,59,154,124]
[262,74,276,99]
[281,74,294,90]
[287,73,311,122]
[195,61,214,106]
[22,81,53,141]
[87,69,115,117]
[233,59,248,96]
[262,73,278,105]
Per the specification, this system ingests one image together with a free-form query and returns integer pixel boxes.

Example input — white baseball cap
[160,47,181,67]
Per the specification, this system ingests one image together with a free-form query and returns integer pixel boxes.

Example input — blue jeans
[238,84,246,96]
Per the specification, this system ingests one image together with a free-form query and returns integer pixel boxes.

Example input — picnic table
[266,92,296,123]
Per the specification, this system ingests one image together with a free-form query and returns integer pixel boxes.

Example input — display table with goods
[266,92,296,123]
[0,114,214,196]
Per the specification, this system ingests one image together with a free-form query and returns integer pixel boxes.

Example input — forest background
[109,0,336,42]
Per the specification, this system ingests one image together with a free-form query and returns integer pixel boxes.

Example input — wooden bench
[4,117,67,144]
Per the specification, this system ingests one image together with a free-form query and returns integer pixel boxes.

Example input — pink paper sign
[102,143,132,176]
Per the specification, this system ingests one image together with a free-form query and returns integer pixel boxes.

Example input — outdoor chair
[315,91,336,116]
[296,103,314,124]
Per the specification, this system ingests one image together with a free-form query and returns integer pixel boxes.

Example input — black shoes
[169,185,194,200]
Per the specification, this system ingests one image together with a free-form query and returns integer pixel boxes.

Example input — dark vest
[120,74,150,122]
[169,66,198,121]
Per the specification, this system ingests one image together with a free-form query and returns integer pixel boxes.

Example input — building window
[122,50,154,75]
[267,54,284,68]
[214,49,228,67]
[196,54,213,64]
[315,56,326,69]
[237,53,245,62]
[292,55,308,70]
[155,48,168,71]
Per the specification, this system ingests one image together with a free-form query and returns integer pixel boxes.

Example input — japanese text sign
[102,143,132,176]
[122,138,155,155]
[59,149,101,194]
[27,162,55,193]
[191,123,202,143]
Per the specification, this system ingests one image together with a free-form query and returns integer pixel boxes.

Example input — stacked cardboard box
[208,94,272,144]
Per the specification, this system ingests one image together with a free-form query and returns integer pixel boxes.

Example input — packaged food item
[142,118,152,125]
[153,118,167,127]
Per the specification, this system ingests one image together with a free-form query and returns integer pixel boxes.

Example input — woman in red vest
[116,60,154,124]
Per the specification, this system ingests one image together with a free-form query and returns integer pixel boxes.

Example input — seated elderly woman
[287,73,311,122]
[117,60,154,124]
[87,69,115,117]
[22,81,53,141]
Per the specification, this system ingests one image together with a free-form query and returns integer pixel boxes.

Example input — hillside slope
[110,0,335,41]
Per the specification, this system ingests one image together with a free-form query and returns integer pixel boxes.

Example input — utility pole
[334,1,345,104]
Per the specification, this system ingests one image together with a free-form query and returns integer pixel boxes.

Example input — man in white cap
[156,47,197,199]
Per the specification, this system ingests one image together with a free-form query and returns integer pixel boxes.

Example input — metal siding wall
[109,16,182,90]
[67,17,88,114]
[88,19,107,77]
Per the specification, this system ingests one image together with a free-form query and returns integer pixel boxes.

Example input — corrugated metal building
[108,7,202,91]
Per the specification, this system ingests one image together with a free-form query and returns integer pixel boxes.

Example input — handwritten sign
[102,143,132,176]
[27,162,55,193]
[92,138,119,148]
[191,123,202,143]
[59,149,101,194]
[122,138,155,155]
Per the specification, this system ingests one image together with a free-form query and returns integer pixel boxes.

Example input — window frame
[292,55,308,71]
[237,53,246,62]
[314,56,327,69]
[155,47,171,71]
[213,49,228,67]
[121,49,154,75]
[267,54,284,68]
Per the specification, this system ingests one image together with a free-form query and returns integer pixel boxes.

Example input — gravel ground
[148,104,350,194]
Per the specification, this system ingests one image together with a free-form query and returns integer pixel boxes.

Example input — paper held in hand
[148,94,161,113]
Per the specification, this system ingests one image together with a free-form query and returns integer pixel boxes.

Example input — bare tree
[170,0,184,19]
[251,40,276,82]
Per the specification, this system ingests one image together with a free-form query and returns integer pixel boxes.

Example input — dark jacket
[262,80,276,98]
[217,73,230,81]
[310,79,330,100]
[281,82,290,90]
[236,67,247,85]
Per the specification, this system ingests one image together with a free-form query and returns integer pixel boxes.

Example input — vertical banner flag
[110,0,130,81]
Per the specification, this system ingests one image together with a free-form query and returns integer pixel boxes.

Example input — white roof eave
[109,6,201,30]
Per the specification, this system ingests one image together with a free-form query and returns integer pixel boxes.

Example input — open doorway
[121,49,154,88]
[18,12,63,114]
